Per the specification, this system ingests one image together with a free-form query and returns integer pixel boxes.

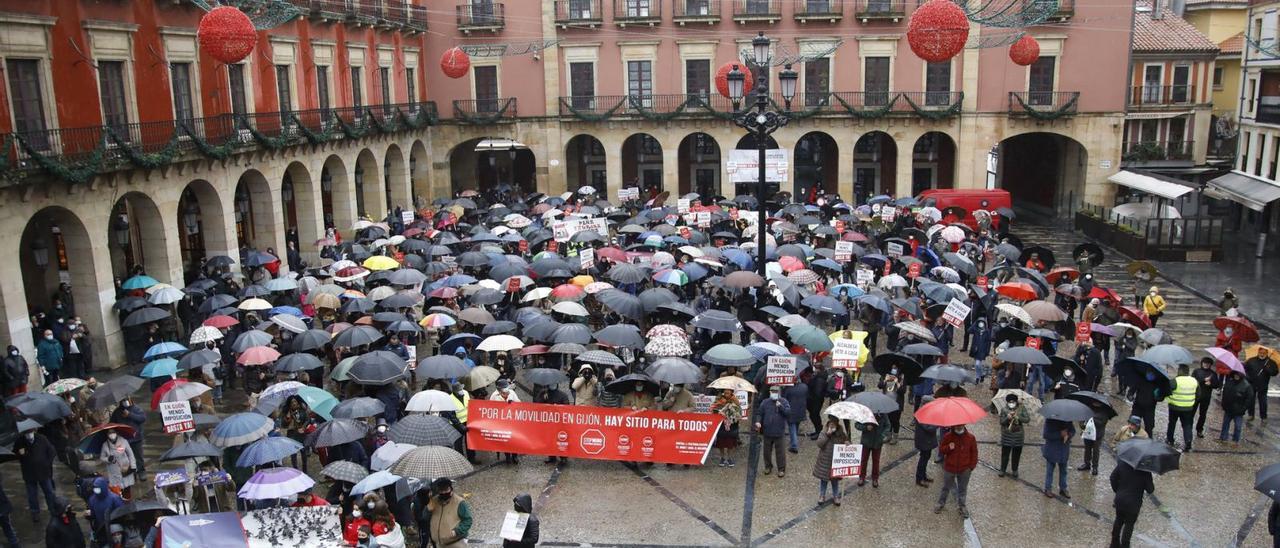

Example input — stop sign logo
[642,436,654,448]
[580,429,606,454]
[618,434,631,447]
[556,431,568,443]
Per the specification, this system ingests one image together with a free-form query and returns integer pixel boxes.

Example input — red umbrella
[1118,306,1152,330]
[519,344,550,356]
[914,397,988,427]
[429,287,458,299]
[1087,286,1122,304]
[778,256,805,273]
[1214,316,1260,342]
[551,284,585,300]
[745,321,778,343]
[203,315,239,329]
[995,282,1038,301]
[841,231,869,242]
[1045,266,1079,284]
[237,346,281,366]
[335,266,369,279]
[150,379,190,410]
[596,247,628,263]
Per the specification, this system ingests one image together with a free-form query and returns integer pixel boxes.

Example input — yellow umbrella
[448,205,465,219]
[362,256,400,271]
[571,275,595,287]
[1245,345,1278,365]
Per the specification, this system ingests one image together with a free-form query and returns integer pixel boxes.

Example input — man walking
[1164,364,1197,452]
[935,424,977,518]
[14,427,57,523]
[1191,357,1221,438]
[753,386,791,478]
[1110,460,1154,547]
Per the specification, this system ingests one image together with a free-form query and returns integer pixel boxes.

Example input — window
[639,134,661,154]
[628,60,653,107]
[683,0,710,15]
[1213,67,1225,90]
[6,59,48,148]
[806,0,832,13]
[228,64,249,116]
[804,57,830,107]
[1139,120,1158,143]
[685,59,710,98]
[351,66,363,109]
[317,66,330,113]
[1168,117,1187,150]
[276,65,292,118]
[925,61,951,106]
[1028,56,1056,105]
[1171,65,1190,103]
[380,66,392,113]
[170,62,196,122]
[625,0,653,17]
[746,0,771,14]
[474,65,498,112]
[98,60,129,134]
[406,67,416,105]
[569,62,594,109]
[864,56,890,106]
[472,0,495,24]
[570,0,595,18]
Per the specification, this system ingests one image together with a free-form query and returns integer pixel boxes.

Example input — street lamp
[183,201,200,235]
[30,234,48,268]
[112,214,130,250]
[727,31,798,284]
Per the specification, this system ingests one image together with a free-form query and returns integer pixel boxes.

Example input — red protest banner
[1025,336,1042,350]
[835,220,845,234]
[467,400,723,465]
[907,262,922,279]
[506,277,521,293]
[1075,322,1093,344]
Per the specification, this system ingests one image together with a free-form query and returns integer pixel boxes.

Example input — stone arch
[107,191,175,286]
[996,131,1088,216]
[409,139,430,207]
[677,132,722,199]
[622,133,664,195]
[384,143,410,212]
[178,179,232,280]
[911,131,958,195]
[794,131,838,199]
[233,169,279,254]
[448,137,537,197]
[853,131,898,204]
[733,134,781,198]
[565,134,607,197]
[355,148,384,219]
[283,161,321,263]
[322,154,356,235]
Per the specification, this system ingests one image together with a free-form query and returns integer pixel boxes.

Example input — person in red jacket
[934,423,978,518]
[292,489,330,507]
[342,507,372,546]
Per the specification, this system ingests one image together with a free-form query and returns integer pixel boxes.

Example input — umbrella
[1256,463,1280,501]
[348,351,408,385]
[901,343,943,357]
[159,440,223,462]
[1115,357,1175,395]
[594,325,645,349]
[109,500,177,523]
[991,389,1041,414]
[691,310,741,333]
[387,414,460,446]
[232,330,273,353]
[188,326,224,345]
[1215,316,1260,342]
[1022,301,1067,322]
[1142,344,1194,366]
[477,334,524,352]
[237,346,281,366]
[307,418,370,448]
[606,373,660,395]
[596,289,645,320]
[322,460,371,484]
[788,325,834,352]
[239,467,315,500]
[1139,328,1173,347]
[1116,439,1181,475]
[724,271,765,288]
[139,358,179,379]
[849,391,900,414]
[462,365,501,390]
[921,364,975,384]
[6,392,72,423]
[914,397,987,427]
[1038,399,1094,422]
[274,353,324,373]
[333,396,388,419]
[270,314,307,334]
[646,358,702,385]
[707,376,757,393]
[824,401,877,424]
[333,325,383,348]
[123,307,170,327]
[405,390,460,413]
[1206,347,1245,375]
[236,436,305,467]
[892,322,936,343]
[44,378,87,395]
[1045,356,1087,383]
[122,275,160,290]
[1064,390,1117,420]
[87,376,144,409]
[144,342,188,361]
[871,353,924,385]
[208,412,275,448]
[417,355,470,379]
[150,379,211,409]
[1125,260,1159,281]
[351,470,402,497]
[525,368,570,386]
[703,344,758,368]
[371,441,419,471]
[999,346,1052,365]
[388,446,474,480]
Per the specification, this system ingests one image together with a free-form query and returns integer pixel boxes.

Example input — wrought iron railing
[731,0,782,19]
[555,0,604,24]
[854,0,905,19]
[456,2,505,30]
[292,0,427,31]
[453,98,518,121]
[1008,91,1079,117]
[794,0,843,17]
[556,91,963,119]
[614,0,663,21]
[1129,85,1197,106]
[1122,140,1195,163]
[675,0,721,19]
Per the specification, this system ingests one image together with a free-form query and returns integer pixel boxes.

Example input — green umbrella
[788,325,834,352]
[330,356,358,381]
[296,386,338,420]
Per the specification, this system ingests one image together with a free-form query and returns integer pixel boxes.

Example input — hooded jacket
[87,477,123,538]
[502,493,540,548]
[2,346,28,387]
[45,497,86,548]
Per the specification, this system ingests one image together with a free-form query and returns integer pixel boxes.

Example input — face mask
[108,433,118,442]
[68,396,75,404]
[952,427,965,434]
[437,491,452,501]
[1145,372,1155,381]
[93,488,102,495]
[769,393,780,400]
[376,426,387,433]
[669,386,680,394]
[122,400,130,407]
[366,502,376,510]
[24,433,33,441]
[8,350,16,356]
[1007,402,1017,409]
[351,510,362,518]
[1225,327,1234,336]
[635,385,644,392]
[44,335,53,340]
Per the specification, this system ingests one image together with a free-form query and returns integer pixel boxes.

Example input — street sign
[160,400,194,434]
[766,356,797,386]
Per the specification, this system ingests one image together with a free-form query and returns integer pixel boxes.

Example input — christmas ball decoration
[440,47,471,79]
[197,6,257,65]
[906,0,970,63]
[1009,35,1041,66]
[714,62,754,99]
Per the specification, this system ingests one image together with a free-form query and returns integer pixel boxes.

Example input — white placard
[500,511,530,541]
[766,355,798,386]
[678,198,692,213]
[881,208,897,223]
[400,210,414,225]
[831,443,864,478]
[941,299,972,328]
[619,187,640,201]
[579,247,595,270]
[726,149,790,183]
[835,241,854,263]
[551,217,610,243]
[693,394,715,415]
[886,242,904,257]
[831,338,862,370]
[160,400,194,434]
[696,211,711,228]
[856,269,874,289]
[406,345,418,370]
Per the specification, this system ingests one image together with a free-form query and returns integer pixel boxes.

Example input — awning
[1204,171,1280,212]
[1124,110,1193,120]
[1107,170,1195,200]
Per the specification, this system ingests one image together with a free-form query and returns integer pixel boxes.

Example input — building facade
[0,0,1132,369]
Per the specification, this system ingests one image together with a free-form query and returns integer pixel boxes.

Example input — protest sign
[831,444,864,478]
[832,338,862,369]
[766,356,798,385]
[941,300,971,328]
[160,400,194,434]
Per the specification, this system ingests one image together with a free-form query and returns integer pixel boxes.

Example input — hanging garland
[907,0,970,62]
[16,133,108,185]
[455,99,517,124]
[335,113,373,139]
[559,96,628,122]
[441,47,471,79]
[197,6,258,64]
[106,126,183,170]
[1012,92,1077,120]
[900,93,964,120]
[1009,35,1040,66]
[831,93,899,119]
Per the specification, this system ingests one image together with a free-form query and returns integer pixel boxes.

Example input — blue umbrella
[210,412,274,448]
[236,435,305,467]
[351,470,402,496]
[868,194,892,205]
[721,248,752,269]
[143,342,187,361]
[440,333,482,355]
[440,274,478,288]
[121,275,159,290]
[829,284,864,298]
[269,306,304,317]
[680,262,709,282]
[811,258,843,272]
[139,358,179,379]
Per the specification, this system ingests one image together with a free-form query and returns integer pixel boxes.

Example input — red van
[916,189,1012,230]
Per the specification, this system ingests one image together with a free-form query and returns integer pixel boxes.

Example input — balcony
[854,0,905,21]
[286,0,427,32]
[674,0,721,23]
[614,0,662,25]
[453,98,518,122]
[794,0,842,21]
[1008,91,1079,117]
[555,0,604,26]
[0,102,437,186]
[1129,85,1197,107]
[731,0,782,22]
[456,3,505,32]
[557,91,963,120]
[1122,140,1195,165]
[1050,0,1074,20]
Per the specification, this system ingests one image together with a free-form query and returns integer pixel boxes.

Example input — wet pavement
[4,221,1279,547]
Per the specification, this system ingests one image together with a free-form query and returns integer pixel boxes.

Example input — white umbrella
[578,185,597,195]
[147,286,186,305]
[370,441,417,471]
[269,314,307,334]
[405,389,462,413]
[189,326,224,345]
[825,401,878,424]
[522,287,552,302]
[996,303,1034,326]
[878,274,908,289]
[477,334,524,352]
[551,301,589,317]
[238,298,272,311]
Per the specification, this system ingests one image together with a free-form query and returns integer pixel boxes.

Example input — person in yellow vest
[1164,364,1198,452]
[1143,287,1167,327]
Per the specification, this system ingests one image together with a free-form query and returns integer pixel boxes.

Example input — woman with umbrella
[812,414,849,506]
[710,386,744,468]
[1042,417,1076,499]
[997,392,1031,478]
[279,395,314,473]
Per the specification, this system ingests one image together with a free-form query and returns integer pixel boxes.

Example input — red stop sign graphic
[580,429,606,454]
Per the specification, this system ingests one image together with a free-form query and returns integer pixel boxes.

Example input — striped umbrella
[387,414,460,447]
[388,446,474,480]
[321,460,370,484]
[238,467,314,500]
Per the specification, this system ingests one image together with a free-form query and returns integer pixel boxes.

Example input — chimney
[1171,0,1185,16]
[1152,0,1164,19]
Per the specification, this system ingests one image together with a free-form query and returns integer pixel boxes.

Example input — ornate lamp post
[726,32,798,281]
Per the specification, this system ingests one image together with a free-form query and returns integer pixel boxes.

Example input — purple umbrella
[1089,323,1117,337]
[237,467,315,500]
[1205,347,1245,375]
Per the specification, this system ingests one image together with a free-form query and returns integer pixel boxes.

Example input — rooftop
[1220,32,1245,55]
[1133,1,1221,53]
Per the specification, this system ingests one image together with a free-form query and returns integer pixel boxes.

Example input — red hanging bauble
[440,47,471,79]
[907,0,970,63]
[1009,35,1041,66]
[714,62,754,100]
[197,6,257,65]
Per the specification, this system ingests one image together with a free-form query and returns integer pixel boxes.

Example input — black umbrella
[292,329,332,352]
[551,323,592,345]
[1072,243,1105,266]
[606,373,660,395]
[901,343,944,357]
[1037,399,1094,422]
[606,263,647,284]
[921,364,975,384]
[638,288,679,313]
[232,330,273,353]
[993,325,1029,347]
[691,310,740,332]
[341,298,377,315]
[1115,357,1175,395]
[123,307,171,327]
[197,294,237,315]
[348,350,408,385]
[88,375,144,409]
[871,353,923,385]
[1116,439,1181,475]
[1045,356,1087,383]
[109,499,176,522]
[380,293,421,310]
[1255,463,1280,501]
[159,440,223,462]
[387,414,460,446]
[1064,391,1117,420]
[849,391,900,414]
[597,289,645,320]
[113,296,149,312]
[5,392,72,424]
[332,397,387,419]
[525,368,570,386]
[417,355,470,379]
[998,346,1051,365]
[274,353,325,373]
[206,255,236,268]
[176,349,222,371]
[1018,245,1056,270]
[594,325,644,349]
[333,325,383,348]
[243,250,278,268]
[306,418,370,448]
[481,320,517,335]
